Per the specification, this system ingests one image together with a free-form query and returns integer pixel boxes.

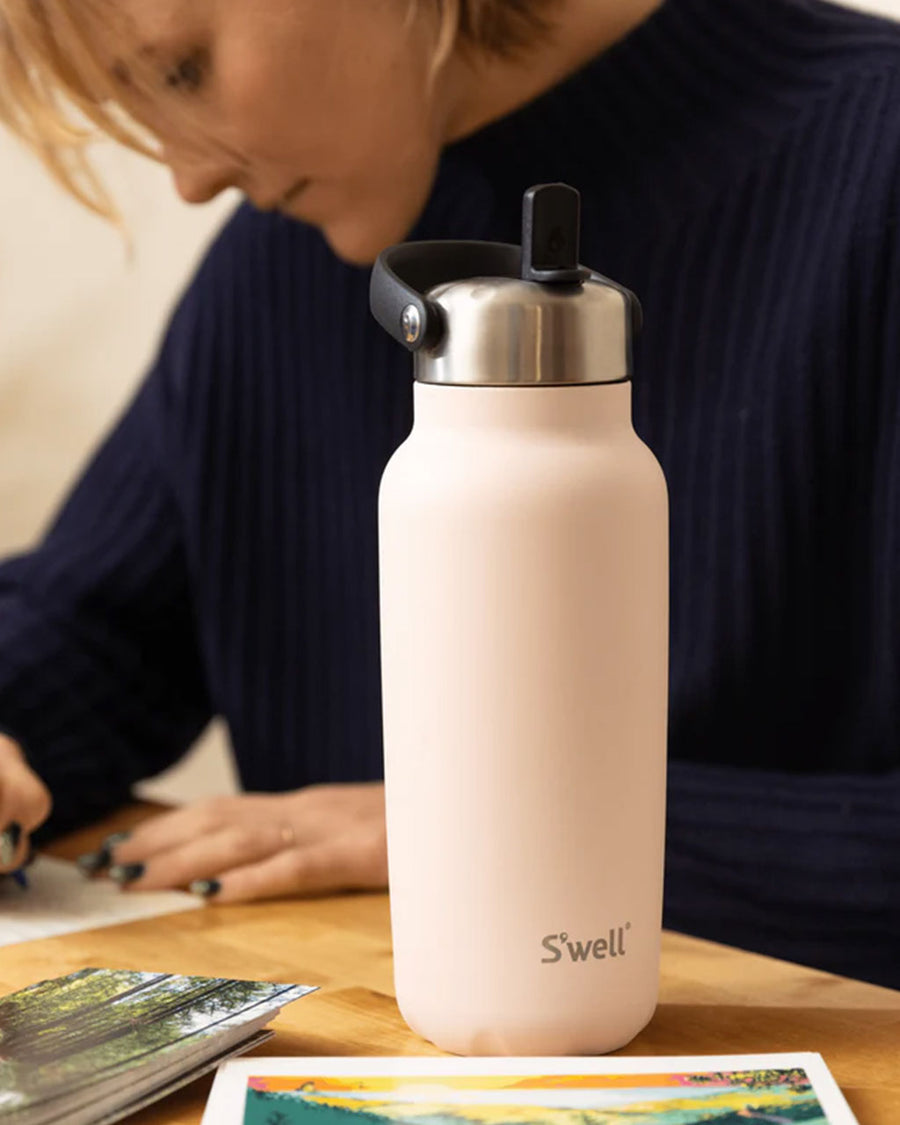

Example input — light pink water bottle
[370,184,668,1056]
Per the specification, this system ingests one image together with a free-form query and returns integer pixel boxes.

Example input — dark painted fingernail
[189,879,221,898]
[77,831,130,876]
[0,822,22,867]
[77,850,110,876]
[109,863,144,884]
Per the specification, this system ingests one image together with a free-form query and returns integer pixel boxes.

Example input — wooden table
[2,807,898,1124]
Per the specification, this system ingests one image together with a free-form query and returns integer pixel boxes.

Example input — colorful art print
[242,1069,825,1124]
[219,1057,859,1120]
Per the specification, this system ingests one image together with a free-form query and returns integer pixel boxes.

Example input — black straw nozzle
[521,183,591,284]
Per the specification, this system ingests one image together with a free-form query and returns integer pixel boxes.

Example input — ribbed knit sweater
[2,0,900,987]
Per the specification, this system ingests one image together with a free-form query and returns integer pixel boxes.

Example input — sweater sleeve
[664,761,900,987]
[0,289,214,839]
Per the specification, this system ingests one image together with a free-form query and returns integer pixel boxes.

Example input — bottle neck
[411,380,635,437]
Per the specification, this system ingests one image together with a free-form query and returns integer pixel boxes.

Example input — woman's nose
[167,150,237,205]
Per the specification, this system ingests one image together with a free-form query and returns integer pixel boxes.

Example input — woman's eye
[165,48,209,93]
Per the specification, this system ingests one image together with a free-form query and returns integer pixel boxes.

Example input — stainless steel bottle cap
[415,275,630,387]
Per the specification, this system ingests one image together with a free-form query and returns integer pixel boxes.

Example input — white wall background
[0,145,240,802]
[1,0,898,804]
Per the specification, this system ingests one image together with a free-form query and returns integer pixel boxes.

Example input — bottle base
[398,997,658,1057]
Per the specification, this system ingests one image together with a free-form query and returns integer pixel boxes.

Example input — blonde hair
[0,2,160,219]
[0,0,556,220]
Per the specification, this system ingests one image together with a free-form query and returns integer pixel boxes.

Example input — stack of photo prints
[0,967,314,1124]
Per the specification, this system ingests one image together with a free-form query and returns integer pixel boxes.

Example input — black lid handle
[370,240,521,352]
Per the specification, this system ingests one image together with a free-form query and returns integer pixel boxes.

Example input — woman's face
[90,0,455,263]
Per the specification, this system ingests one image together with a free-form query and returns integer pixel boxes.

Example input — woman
[0,0,898,987]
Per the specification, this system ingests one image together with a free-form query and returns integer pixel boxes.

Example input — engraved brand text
[541,924,631,963]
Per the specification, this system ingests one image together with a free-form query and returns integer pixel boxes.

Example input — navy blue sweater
[3,0,900,987]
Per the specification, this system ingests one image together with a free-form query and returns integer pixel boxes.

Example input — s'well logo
[541,923,631,964]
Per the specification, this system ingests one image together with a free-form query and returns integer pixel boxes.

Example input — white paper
[204,1053,859,1125]
[0,856,202,947]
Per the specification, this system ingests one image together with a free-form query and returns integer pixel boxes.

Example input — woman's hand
[0,734,52,871]
[83,782,388,903]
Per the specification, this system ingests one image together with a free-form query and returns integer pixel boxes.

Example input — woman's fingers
[112,823,292,891]
[101,794,318,870]
[76,782,389,900]
[210,829,388,904]
[80,797,272,872]
[0,735,52,870]
[102,800,240,865]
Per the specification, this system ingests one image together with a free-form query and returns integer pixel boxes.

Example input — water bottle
[370,184,668,1056]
